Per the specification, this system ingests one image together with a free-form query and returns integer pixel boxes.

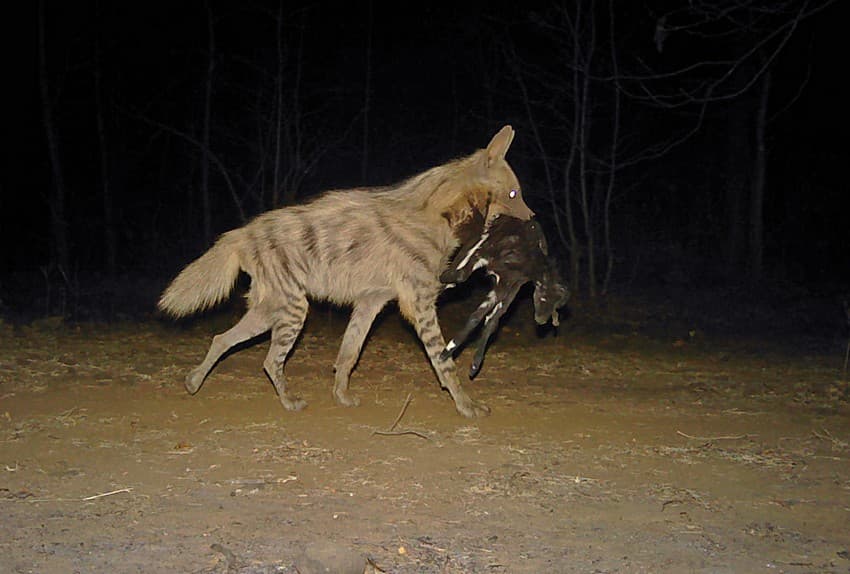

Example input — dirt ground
[2,298,849,574]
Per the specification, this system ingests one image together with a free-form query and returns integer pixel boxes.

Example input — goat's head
[533,270,570,326]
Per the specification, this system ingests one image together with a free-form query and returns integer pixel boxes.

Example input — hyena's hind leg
[333,292,393,407]
[263,295,310,411]
[400,294,490,418]
[185,305,272,395]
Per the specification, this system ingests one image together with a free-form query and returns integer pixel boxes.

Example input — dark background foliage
[2,0,845,324]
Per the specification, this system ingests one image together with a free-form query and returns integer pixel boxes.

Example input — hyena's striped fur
[158,126,533,418]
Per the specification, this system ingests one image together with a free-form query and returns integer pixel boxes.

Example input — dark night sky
[3,1,847,301]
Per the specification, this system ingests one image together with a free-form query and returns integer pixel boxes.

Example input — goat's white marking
[485,300,503,324]
[472,257,488,271]
[445,340,457,352]
[456,232,489,270]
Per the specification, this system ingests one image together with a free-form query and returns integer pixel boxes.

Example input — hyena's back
[158,189,454,319]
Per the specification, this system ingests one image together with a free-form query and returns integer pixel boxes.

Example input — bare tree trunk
[578,0,597,297]
[562,1,583,296]
[361,0,373,182]
[723,58,754,277]
[749,68,770,285]
[200,3,215,245]
[601,0,620,295]
[38,0,69,272]
[94,0,116,275]
[508,45,564,248]
[271,1,285,209]
[281,16,305,206]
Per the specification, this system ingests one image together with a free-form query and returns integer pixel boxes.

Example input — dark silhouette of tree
[38,0,69,274]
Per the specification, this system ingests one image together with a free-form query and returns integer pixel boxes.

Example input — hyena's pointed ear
[486,125,515,166]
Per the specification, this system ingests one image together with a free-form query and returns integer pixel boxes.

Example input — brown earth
[1,299,849,573]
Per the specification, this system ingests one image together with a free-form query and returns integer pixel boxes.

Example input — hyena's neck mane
[386,150,489,228]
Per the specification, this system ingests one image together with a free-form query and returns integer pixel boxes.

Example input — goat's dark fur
[440,213,570,378]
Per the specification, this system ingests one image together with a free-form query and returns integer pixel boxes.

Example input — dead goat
[440,213,570,378]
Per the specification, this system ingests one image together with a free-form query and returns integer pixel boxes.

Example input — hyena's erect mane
[157,152,482,318]
[157,125,533,418]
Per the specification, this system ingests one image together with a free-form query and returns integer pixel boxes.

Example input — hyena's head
[476,126,534,222]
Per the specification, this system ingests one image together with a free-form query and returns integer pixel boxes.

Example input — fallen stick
[372,394,429,440]
[372,429,431,439]
[81,488,133,501]
[676,430,750,441]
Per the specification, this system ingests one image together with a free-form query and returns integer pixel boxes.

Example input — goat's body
[440,214,569,378]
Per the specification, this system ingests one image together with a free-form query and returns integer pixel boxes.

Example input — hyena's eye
[509,189,518,199]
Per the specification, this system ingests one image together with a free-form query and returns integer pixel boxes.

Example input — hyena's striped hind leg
[263,296,310,411]
[333,293,393,407]
[401,294,490,418]
[185,305,273,395]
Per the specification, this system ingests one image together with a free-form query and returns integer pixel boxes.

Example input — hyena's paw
[280,393,307,412]
[455,397,490,418]
[184,368,206,395]
[333,388,361,408]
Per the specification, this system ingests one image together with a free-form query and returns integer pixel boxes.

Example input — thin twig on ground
[676,430,750,441]
[371,393,430,440]
[812,428,849,451]
[81,488,133,501]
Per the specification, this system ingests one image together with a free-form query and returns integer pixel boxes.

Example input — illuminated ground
[1,299,848,573]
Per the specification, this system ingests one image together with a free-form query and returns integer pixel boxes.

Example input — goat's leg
[469,285,522,379]
[440,291,497,361]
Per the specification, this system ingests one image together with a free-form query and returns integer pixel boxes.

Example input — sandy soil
[1,301,849,573]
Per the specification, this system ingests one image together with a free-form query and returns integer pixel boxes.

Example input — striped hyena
[158,126,533,418]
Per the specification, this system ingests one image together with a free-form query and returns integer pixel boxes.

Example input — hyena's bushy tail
[157,230,243,318]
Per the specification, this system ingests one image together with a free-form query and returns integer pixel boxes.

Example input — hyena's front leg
[263,296,309,411]
[402,294,490,418]
[185,306,273,395]
[333,293,392,407]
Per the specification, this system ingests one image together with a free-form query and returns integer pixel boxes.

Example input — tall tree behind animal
[158,126,534,418]
[843,299,850,378]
